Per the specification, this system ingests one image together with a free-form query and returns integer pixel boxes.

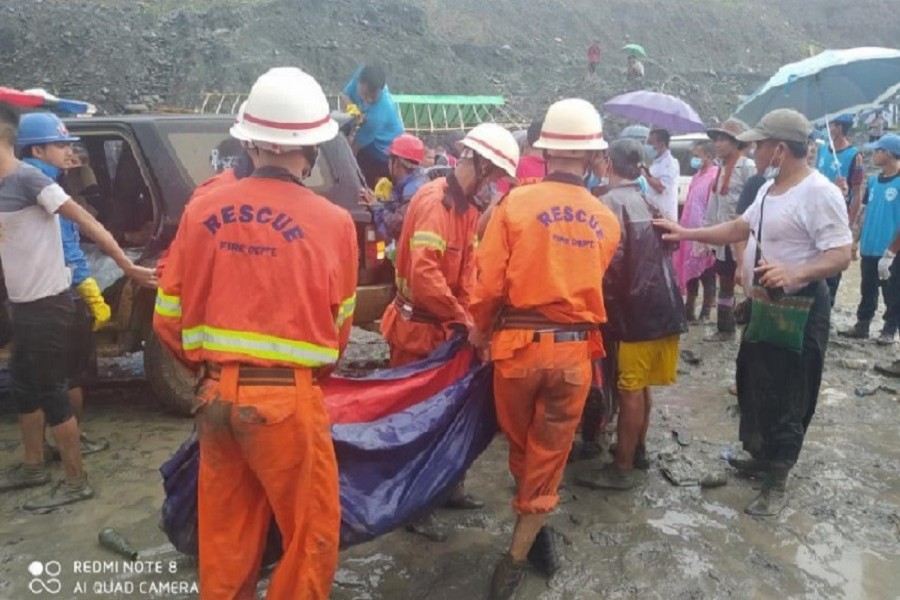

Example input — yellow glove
[346,103,365,124]
[76,277,112,331]
[374,177,394,201]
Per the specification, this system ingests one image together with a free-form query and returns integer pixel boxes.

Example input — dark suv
[63,115,394,414]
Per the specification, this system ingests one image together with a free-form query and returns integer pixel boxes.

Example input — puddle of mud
[2,268,900,599]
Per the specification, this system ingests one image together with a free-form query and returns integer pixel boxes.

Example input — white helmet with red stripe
[230,67,338,150]
[461,123,520,178]
[534,98,608,152]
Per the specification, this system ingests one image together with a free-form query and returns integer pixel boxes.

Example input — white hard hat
[230,67,338,149]
[231,101,250,142]
[534,98,608,152]
[461,123,520,178]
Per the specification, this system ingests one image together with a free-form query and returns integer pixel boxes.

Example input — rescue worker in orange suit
[153,67,358,600]
[381,122,520,539]
[470,99,621,600]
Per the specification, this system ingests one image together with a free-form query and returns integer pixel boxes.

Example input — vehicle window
[103,140,124,180]
[75,135,155,248]
[164,130,333,194]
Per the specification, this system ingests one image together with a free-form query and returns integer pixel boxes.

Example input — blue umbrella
[734,47,900,126]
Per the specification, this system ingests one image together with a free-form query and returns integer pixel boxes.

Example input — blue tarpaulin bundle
[160,338,498,556]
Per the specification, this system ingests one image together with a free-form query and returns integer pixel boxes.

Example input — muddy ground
[1,266,899,600]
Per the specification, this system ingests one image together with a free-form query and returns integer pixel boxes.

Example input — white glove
[878,250,895,281]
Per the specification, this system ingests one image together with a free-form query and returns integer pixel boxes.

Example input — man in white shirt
[642,128,680,221]
[0,104,156,511]
[655,109,851,517]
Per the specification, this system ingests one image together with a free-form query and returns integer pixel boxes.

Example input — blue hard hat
[16,112,80,147]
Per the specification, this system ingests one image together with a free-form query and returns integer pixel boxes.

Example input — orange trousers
[381,303,446,367]
[493,335,592,514]
[195,365,340,600]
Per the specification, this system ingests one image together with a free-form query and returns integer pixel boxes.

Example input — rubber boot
[876,323,897,346]
[839,320,870,339]
[744,463,789,517]
[684,293,698,323]
[527,526,561,577]
[488,554,527,600]
[705,304,735,342]
[728,456,769,478]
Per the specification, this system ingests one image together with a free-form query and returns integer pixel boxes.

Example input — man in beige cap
[655,109,851,516]
[704,118,756,341]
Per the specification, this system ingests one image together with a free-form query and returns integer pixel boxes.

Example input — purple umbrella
[604,91,706,133]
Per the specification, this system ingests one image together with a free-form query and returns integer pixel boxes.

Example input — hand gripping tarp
[159,337,498,555]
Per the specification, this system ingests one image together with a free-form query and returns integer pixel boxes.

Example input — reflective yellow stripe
[181,325,338,367]
[396,277,410,297]
[410,231,447,252]
[154,290,182,318]
[336,294,356,328]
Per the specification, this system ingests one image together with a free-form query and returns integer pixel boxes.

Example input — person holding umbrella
[654,109,852,516]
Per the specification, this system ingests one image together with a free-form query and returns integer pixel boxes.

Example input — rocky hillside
[0,0,895,124]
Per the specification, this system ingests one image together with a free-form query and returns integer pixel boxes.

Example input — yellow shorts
[617,335,680,391]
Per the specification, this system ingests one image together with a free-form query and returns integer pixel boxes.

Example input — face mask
[690,157,703,170]
[645,145,658,161]
[764,146,784,180]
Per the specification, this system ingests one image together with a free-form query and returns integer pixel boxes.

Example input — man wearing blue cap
[817,114,864,305]
[841,134,900,343]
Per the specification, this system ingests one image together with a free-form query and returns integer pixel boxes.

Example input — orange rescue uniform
[155,168,241,279]
[153,172,358,600]
[381,177,478,366]
[471,173,620,514]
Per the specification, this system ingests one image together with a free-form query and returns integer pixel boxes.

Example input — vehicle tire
[144,331,197,416]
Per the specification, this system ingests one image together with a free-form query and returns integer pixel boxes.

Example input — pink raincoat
[673,165,718,294]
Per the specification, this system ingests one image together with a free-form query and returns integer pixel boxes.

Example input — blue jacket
[373,169,428,241]
[343,67,405,157]
[23,158,91,286]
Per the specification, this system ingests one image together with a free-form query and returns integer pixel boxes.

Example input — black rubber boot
[705,304,735,341]
[839,320,870,339]
[728,456,769,478]
[877,323,897,346]
[527,526,561,577]
[488,554,527,600]
[744,464,789,517]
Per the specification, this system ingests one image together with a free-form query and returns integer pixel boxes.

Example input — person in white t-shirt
[0,104,157,511]
[654,109,851,518]
[641,128,680,221]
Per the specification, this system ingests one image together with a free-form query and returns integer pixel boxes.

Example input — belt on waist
[498,307,597,334]
[532,330,590,343]
[394,294,442,325]
[204,363,310,387]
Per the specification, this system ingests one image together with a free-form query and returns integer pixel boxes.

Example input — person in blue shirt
[840,134,900,344]
[342,64,405,188]
[817,114,865,306]
[17,112,114,456]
